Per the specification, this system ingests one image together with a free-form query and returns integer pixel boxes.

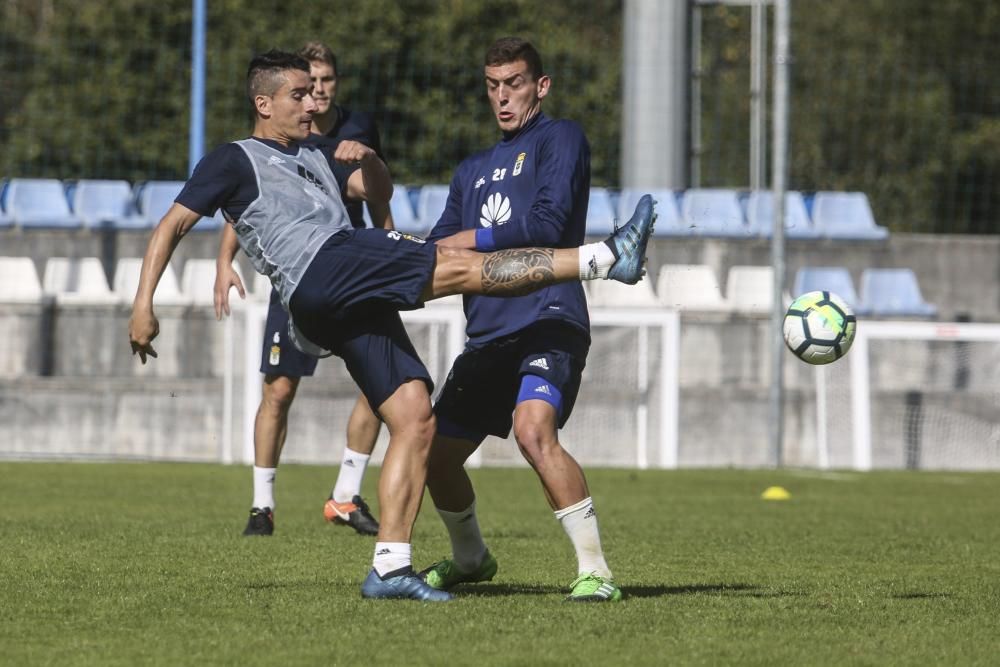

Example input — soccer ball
[782,291,857,365]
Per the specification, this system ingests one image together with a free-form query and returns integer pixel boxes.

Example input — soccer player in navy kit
[214,42,387,538]
[128,49,655,601]
[419,37,622,601]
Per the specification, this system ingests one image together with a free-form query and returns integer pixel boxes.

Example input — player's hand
[128,308,160,364]
[333,140,376,164]
[213,264,246,320]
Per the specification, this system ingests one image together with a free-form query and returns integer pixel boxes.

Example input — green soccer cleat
[565,573,623,602]
[419,551,498,591]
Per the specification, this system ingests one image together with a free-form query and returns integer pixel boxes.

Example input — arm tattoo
[481,248,556,296]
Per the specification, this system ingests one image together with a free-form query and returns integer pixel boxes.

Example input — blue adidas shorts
[259,288,318,377]
[288,228,437,410]
[433,320,590,444]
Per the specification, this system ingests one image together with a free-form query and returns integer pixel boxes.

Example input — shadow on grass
[453,582,566,597]
[891,592,951,600]
[626,583,805,599]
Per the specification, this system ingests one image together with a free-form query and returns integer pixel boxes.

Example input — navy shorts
[260,288,318,377]
[433,320,590,443]
[288,228,437,410]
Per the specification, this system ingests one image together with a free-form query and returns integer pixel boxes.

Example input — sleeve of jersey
[175,144,246,218]
[425,170,465,243]
[489,122,591,250]
[325,149,361,201]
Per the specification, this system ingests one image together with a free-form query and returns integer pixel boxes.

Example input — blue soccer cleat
[606,194,657,285]
[360,568,454,602]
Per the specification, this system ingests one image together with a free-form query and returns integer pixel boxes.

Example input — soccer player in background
[128,49,655,601]
[214,42,388,538]
[420,37,623,601]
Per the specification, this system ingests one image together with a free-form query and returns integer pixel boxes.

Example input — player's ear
[536,74,551,100]
[254,94,272,118]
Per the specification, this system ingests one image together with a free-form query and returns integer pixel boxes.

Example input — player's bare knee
[514,422,559,466]
[261,375,298,413]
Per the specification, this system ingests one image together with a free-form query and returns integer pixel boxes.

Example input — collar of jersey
[249,136,303,156]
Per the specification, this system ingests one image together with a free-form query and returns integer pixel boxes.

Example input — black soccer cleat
[242,507,274,536]
[324,494,380,536]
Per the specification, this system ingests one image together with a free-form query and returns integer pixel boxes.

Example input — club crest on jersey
[513,152,526,176]
[480,192,511,228]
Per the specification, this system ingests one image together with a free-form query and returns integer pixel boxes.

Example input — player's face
[266,69,317,142]
[485,60,550,134]
[309,61,338,115]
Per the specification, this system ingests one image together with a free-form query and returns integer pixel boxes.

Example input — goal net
[815,320,1000,471]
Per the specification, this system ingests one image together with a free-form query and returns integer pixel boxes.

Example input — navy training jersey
[427,112,591,345]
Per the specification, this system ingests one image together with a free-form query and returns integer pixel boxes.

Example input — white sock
[373,542,412,577]
[437,501,488,573]
[554,497,612,579]
[578,241,616,280]
[252,466,276,510]
[332,448,371,502]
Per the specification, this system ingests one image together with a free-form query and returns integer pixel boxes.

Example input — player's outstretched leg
[606,193,657,285]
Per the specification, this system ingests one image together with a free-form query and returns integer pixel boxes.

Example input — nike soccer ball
[782,291,857,365]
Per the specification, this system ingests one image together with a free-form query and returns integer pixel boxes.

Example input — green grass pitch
[3,463,999,666]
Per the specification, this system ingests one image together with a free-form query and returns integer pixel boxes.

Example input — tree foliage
[0,0,996,232]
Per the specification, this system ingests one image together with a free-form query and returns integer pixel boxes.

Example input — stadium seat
[679,188,749,237]
[0,256,44,302]
[587,275,660,308]
[0,180,12,228]
[252,271,273,300]
[43,257,119,304]
[181,259,245,306]
[743,190,820,239]
[725,265,788,313]
[137,181,186,227]
[113,258,190,306]
[656,264,732,310]
[792,266,860,310]
[584,187,617,235]
[390,186,422,234]
[414,185,450,236]
[72,179,147,229]
[617,189,685,237]
[5,178,83,229]
[811,191,889,240]
[860,268,937,317]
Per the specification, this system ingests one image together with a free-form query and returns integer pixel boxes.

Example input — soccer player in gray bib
[128,49,656,601]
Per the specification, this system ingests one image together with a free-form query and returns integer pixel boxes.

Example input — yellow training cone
[761,486,791,501]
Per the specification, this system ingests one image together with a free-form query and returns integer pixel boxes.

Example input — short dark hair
[485,37,544,79]
[298,41,338,75]
[246,49,310,103]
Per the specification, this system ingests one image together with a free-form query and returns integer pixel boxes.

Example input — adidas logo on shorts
[534,384,552,396]
[529,358,549,371]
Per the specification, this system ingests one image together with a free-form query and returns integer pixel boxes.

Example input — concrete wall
[1,228,998,469]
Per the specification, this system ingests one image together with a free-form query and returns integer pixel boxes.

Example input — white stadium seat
[43,257,119,304]
[656,264,732,311]
[113,258,190,306]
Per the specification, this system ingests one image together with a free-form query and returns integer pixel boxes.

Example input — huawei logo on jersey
[480,192,512,228]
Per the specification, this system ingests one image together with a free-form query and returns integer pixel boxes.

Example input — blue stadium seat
[0,179,12,227]
[72,179,148,229]
[744,190,820,239]
[860,268,937,317]
[584,187,616,235]
[5,178,83,229]
[414,185,450,236]
[680,188,750,237]
[793,266,861,311]
[811,191,889,240]
[137,180,186,227]
[361,187,417,231]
